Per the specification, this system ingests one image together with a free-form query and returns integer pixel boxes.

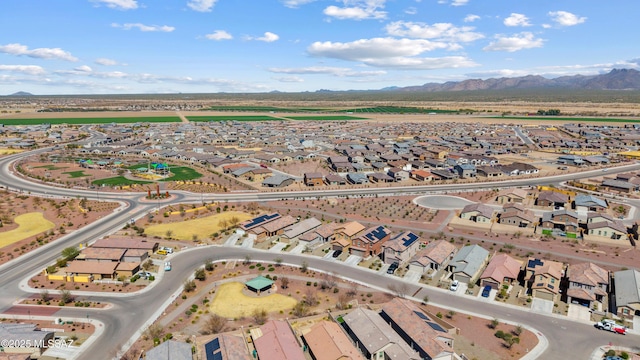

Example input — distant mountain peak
[8,91,34,96]
[393,68,640,92]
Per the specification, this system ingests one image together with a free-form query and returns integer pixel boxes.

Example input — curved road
[1,147,639,359]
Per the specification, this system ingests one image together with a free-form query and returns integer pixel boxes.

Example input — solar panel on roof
[413,311,430,321]
[205,338,221,359]
[528,259,544,268]
[365,226,387,241]
[402,233,418,247]
[244,213,279,229]
[427,321,446,333]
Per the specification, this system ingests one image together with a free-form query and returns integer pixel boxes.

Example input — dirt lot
[0,192,119,265]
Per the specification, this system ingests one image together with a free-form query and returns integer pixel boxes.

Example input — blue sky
[1,0,638,95]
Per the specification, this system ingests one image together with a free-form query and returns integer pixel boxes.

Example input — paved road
[1,147,639,359]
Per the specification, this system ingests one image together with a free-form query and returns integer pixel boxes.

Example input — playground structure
[133,161,171,180]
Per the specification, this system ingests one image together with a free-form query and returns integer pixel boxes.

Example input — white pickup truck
[594,320,627,335]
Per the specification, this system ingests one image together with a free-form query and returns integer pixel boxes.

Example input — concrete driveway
[344,255,362,266]
[403,269,422,283]
[531,298,554,314]
[269,242,287,252]
[567,304,591,321]
[289,243,305,254]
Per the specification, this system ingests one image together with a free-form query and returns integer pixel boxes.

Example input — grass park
[160,166,202,181]
[92,176,152,187]
[62,170,90,178]
[208,282,297,318]
[0,213,55,248]
[144,211,252,240]
[0,116,181,125]
[203,105,329,112]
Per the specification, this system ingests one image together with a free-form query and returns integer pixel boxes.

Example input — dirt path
[176,111,189,123]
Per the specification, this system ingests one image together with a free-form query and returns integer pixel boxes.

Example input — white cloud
[273,76,304,83]
[74,65,93,73]
[95,58,119,66]
[464,14,480,23]
[307,37,477,69]
[439,0,468,6]
[112,23,175,32]
[0,65,46,75]
[252,32,279,42]
[504,13,531,27]
[268,66,386,77]
[205,30,233,40]
[483,32,544,52]
[385,21,484,43]
[405,7,417,15]
[281,0,317,8]
[92,0,138,10]
[548,11,586,27]
[542,24,552,29]
[0,43,78,62]
[187,0,218,12]
[323,0,387,20]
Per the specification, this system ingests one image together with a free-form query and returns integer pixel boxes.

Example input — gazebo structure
[245,276,274,295]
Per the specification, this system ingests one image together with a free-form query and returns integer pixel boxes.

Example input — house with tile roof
[459,203,494,223]
[281,218,322,243]
[566,262,609,309]
[350,225,391,257]
[202,333,251,360]
[523,258,565,302]
[409,240,457,273]
[146,340,193,360]
[380,298,455,360]
[382,231,421,265]
[586,220,628,240]
[479,254,522,290]
[573,194,608,213]
[251,320,305,360]
[536,191,569,208]
[331,221,365,252]
[341,307,420,360]
[301,321,364,360]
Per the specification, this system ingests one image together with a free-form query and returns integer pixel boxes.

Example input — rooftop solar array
[204,338,221,360]
[364,226,388,242]
[243,213,280,230]
[528,258,544,268]
[400,232,419,247]
[413,311,446,333]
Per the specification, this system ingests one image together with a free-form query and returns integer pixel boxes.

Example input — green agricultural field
[337,106,457,114]
[490,116,640,123]
[62,171,90,178]
[285,115,368,120]
[203,105,328,112]
[187,115,280,122]
[160,166,202,181]
[0,116,180,125]
[92,176,152,186]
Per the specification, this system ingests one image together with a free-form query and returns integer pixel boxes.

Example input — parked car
[164,262,172,271]
[449,280,459,291]
[157,249,168,255]
[332,249,342,258]
[160,246,173,254]
[387,262,399,274]
[481,285,492,298]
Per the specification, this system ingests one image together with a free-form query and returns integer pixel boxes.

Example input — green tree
[61,247,79,260]
[195,268,206,281]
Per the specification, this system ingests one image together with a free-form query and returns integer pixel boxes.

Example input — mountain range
[393,68,640,92]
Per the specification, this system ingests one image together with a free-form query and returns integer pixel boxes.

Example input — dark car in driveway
[332,249,342,258]
[387,262,399,274]
[481,285,492,297]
